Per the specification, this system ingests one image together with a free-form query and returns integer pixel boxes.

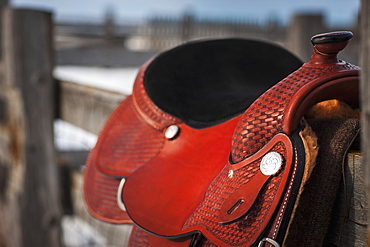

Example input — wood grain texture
[325,152,367,246]
[1,7,62,247]
[360,0,370,245]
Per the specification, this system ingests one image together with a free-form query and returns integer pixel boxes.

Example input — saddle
[83,38,302,225]
[122,31,360,246]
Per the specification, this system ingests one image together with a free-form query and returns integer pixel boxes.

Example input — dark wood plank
[324,152,367,246]
[0,7,62,247]
[360,0,370,245]
[287,14,326,62]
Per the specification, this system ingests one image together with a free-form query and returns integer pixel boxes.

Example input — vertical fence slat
[360,0,370,244]
[0,0,7,59]
[287,14,326,62]
[0,7,62,247]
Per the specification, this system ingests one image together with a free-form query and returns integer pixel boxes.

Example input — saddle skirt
[83,38,302,225]
[122,31,360,246]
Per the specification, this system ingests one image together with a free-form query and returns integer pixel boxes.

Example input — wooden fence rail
[57,80,126,135]
[0,3,368,247]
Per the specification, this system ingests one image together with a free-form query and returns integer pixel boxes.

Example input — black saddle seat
[145,38,302,128]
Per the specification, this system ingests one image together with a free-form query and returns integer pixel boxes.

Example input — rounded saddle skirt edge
[83,148,133,224]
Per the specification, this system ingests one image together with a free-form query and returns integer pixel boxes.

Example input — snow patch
[54,66,138,95]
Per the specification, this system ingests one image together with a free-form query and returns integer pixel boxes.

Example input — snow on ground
[54,119,98,151]
[53,66,139,151]
[54,66,139,95]
[62,216,108,247]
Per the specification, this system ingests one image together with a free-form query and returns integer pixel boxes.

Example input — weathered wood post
[360,0,370,244]
[0,7,62,247]
[287,13,327,62]
[0,0,8,59]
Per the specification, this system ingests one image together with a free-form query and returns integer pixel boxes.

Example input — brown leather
[83,38,302,228]
[122,31,360,246]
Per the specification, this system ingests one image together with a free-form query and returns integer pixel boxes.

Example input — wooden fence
[361,0,370,244]
[0,2,368,247]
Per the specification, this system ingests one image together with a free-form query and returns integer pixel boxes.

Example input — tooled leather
[182,62,358,246]
[132,64,182,131]
[231,62,358,163]
[129,225,150,247]
[97,62,183,176]
[202,240,217,247]
[84,149,131,223]
[97,96,165,175]
[182,142,287,246]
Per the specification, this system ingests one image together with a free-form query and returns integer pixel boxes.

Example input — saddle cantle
[83,38,302,226]
[122,31,360,246]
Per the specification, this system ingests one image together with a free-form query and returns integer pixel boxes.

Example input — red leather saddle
[83,38,302,225]
[123,31,360,246]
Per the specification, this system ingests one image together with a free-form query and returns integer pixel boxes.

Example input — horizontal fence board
[58,80,127,135]
[58,150,90,170]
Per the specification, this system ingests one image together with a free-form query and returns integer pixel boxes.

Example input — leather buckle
[257,238,280,247]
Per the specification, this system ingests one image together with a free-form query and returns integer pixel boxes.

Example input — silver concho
[228,169,234,178]
[165,125,179,139]
[260,152,282,176]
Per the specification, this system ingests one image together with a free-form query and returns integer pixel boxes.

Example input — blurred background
[3,0,362,246]
[13,0,361,66]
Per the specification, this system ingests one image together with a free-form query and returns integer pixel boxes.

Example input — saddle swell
[231,62,359,163]
[122,32,360,246]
